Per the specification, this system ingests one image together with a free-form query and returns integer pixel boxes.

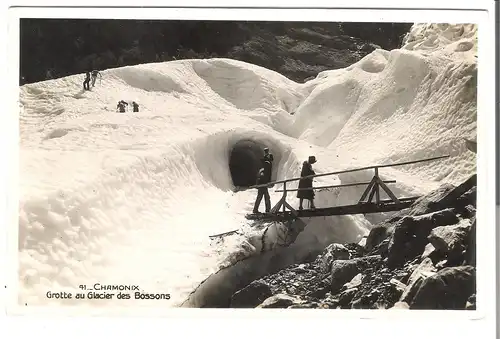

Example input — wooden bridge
[245,155,450,222]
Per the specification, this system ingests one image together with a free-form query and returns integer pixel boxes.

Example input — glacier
[17,23,477,307]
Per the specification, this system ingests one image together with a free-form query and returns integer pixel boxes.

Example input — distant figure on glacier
[132,101,139,112]
[91,70,102,87]
[262,147,274,163]
[297,156,317,210]
[117,100,128,113]
[253,159,272,214]
[83,71,91,91]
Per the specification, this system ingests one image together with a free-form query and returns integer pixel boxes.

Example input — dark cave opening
[229,140,266,187]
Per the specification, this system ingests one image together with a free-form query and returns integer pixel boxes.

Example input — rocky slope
[229,174,476,309]
[20,20,411,85]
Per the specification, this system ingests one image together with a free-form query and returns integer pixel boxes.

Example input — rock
[368,238,390,256]
[435,259,448,269]
[460,204,476,219]
[342,273,364,290]
[344,242,367,258]
[307,283,330,299]
[365,224,393,252]
[257,294,302,308]
[421,243,437,260]
[394,270,411,284]
[288,302,318,309]
[428,220,472,264]
[465,294,476,310]
[318,300,339,309]
[389,278,407,294]
[456,187,476,209]
[351,288,381,309]
[407,174,476,216]
[414,208,460,226]
[230,280,273,308]
[331,260,360,294]
[292,266,308,274]
[330,255,381,294]
[391,301,410,309]
[339,287,358,308]
[357,236,367,248]
[400,258,437,304]
[387,209,459,268]
[463,219,476,266]
[410,266,476,309]
[318,243,350,273]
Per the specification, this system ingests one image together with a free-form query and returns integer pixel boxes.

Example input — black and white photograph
[8,4,496,320]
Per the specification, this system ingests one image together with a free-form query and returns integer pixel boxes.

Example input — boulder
[320,293,340,309]
[421,243,437,260]
[257,294,302,308]
[407,174,476,216]
[338,287,358,308]
[400,258,437,304]
[410,266,476,309]
[460,204,476,219]
[230,280,273,308]
[456,187,476,209]
[344,242,367,258]
[330,255,381,294]
[387,209,459,268]
[351,288,381,309]
[318,243,350,273]
[365,224,393,252]
[428,220,472,264]
[389,278,407,294]
[342,273,364,291]
[466,294,476,310]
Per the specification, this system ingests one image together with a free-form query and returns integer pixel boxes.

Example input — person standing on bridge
[262,147,274,163]
[297,155,317,210]
[253,159,272,214]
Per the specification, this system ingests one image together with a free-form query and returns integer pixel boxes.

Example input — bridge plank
[245,197,419,221]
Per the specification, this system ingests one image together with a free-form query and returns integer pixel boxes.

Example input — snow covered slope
[292,23,477,185]
[17,23,477,307]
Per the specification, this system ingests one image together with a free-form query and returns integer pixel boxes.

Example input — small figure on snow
[253,159,272,214]
[132,101,139,112]
[117,100,128,113]
[91,70,102,87]
[83,71,91,91]
[297,155,317,210]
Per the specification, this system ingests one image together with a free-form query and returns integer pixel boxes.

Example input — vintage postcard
[4,3,496,329]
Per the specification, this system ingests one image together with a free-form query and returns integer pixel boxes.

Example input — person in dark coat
[83,71,91,90]
[117,100,128,113]
[132,101,139,112]
[297,156,317,210]
[253,160,272,213]
[263,147,274,163]
[91,70,102,87]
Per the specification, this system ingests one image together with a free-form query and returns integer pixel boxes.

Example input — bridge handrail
[274,180,396,192]
[248,155,449,189]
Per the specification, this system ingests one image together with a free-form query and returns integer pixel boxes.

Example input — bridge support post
[358,167,400,205]
[270,182,298,217]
